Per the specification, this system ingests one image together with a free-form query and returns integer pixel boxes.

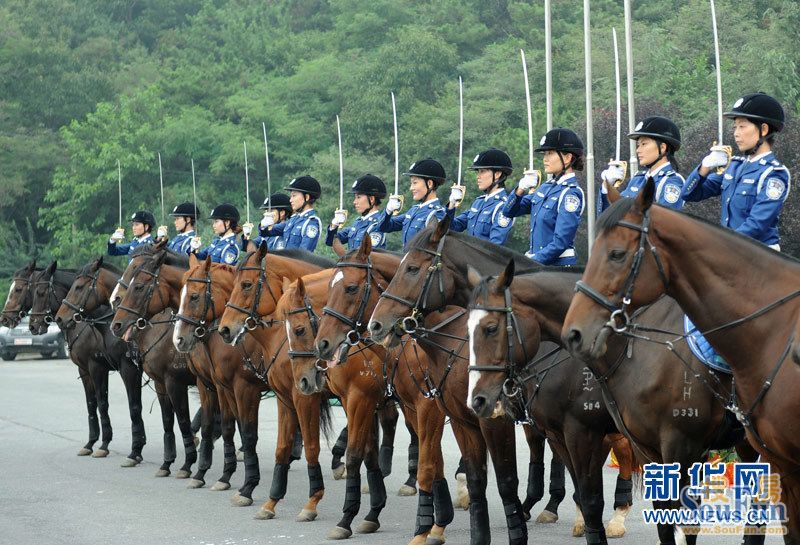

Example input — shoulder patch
[663,184,681,204]
[564,194,581,213]
[369,232,383,246]
[223,249,237,264]
[497,214,511,228]
[765,178,786,200]
[305,224,319,238]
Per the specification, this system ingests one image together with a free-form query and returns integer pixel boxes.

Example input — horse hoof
[535,510,558,523]
[175,469,191,479]
[332,463,346,480]
[236,451,244,462]
[295,508,317,522]
[454,473,469,509]
[605,521,626,538]
[91,449,109,458]
[572,522,585,537]
[606,505,630,538]
[187,479,205,489]
[326,526,352,540]
[361,483,370,494]
[77,447,92,456]
[120,457,141,468]
[254,507,276,520]
[155,469,170,478]
[398,484,417,496]
[231,493,253,507]
[425,525,446,545]
[210,481,230,491]
[409,535,428,545]
[356,520,380,534]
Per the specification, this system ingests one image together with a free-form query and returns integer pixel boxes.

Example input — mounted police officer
[108,210,155,262]
[189,203,241,264]
[503,128,586,265]
[259,176,322,252]
[162,202,199,254]
[245,193,293,251]
[599,116,686,212]
[376,158,447,250]
[446,148,515,245]
[683,92,790,251]
[326,174,387,250]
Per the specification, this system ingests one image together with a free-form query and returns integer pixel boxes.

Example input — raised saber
[544,0,553,130]
[520,49,534,171]
[191,158,199,238]
[584,0,596,252]
[390,92,403,214]
[262,122,271,208]
[117,160,122,227]
[158,153,165,223]
[623,0,638,173]
[335,115,347,223]
[457,76,464,184]
[243,141,251,224]
[611,28,628,185]
[709,0,731,171]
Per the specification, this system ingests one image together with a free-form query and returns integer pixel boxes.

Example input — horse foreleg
[604,434,634,538]
[521,424,546,518]
[77,368,99,456]
[566,424,609,545]
[214,390,239,493]
[377,400,399,477]
[165,376,195,479]
[295,390,324,522]
[410,399,450,545]
[482,418,527,545]
[189,383,217,488]
[450,422,490,545]
[118,358,145,466]
[539,442,567,522]
[88,359,112,458]
[256,395,297,519]
[153,380,176,477]
[331,425,348,479]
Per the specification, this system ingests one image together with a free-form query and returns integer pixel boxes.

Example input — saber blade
[336,115,344,210]
[457,76,464,184]
[520,49,534,170]
[117,160,122,226]
[262,122,271,208]
[710,0,724,144]
[158,152,165,224]
[243,141,250,224]
[191,158,198,235]
[613,28,622,162]
[391,92,399,195]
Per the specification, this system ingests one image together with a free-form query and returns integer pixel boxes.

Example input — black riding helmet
[468,148,513,174]
[349,174,387,197]
[169,202,200,219]
[403,159,447,184]
[724,92,784,133]
[209,203,240,222]
[628,117,681,151]
[130,210,156,230]
[535,128,584,176]
[284,175,322,200]
[259,192,292,211]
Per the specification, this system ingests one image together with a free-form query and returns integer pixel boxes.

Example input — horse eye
[609,249,627,262]
[345,284,358,294]
[241,281,253,290]
[294,326,305,337]
[406,265,420,275]
[190,293,200,301]
[133,283,144,291]
[485,323,499,335]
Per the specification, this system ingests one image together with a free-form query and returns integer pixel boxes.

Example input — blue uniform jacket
[598,162,686,214]
[108,234,154,262]
[260,209,321,252]
[503,173,585,266]
[194,233,240,264]
[166,231,195,255]
[445,188,514,245]
[376,198,446,250]
[326,209,387,250]
[682,152,790,247]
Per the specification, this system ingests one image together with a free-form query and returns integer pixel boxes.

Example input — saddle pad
[684,315,732,374]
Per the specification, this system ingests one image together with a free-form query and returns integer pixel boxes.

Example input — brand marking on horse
[582,367,594,391]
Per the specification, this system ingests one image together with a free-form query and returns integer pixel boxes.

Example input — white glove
[386,195,402,213]
[449,186,464,205]
[600,163,625,184]
[332,210,347,227]
[260,213,275,228]
[242,222,254,237]
[189,236,202,251]
[518,170,541,192]
[157,226,168,239]
[110,228,125,243]
[701,148,730,169]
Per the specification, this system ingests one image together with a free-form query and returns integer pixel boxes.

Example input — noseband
[224,260,279,332]
[174,267,216,338]
[61,271,100,324]
[116,265,166,330]
[323,256,383,347]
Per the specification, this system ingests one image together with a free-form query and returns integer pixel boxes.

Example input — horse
[217,243,411,525]
[29,261,146,466]
[562,178,799,543]
[467,260,766,545]
[2,260,38,328]
[55,256,199,478]
[172,251,338,517]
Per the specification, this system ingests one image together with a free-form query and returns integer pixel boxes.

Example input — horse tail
[319,394,334,444]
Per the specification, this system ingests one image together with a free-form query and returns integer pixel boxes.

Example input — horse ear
[188,253,199,268]
[246,240,257,253]
[257,240,269,259]
[154,238,167,250]
[282,277,293,292]
[332,238,347,257]
[606,181,623,204]
[27,259,36,273]
[356,233,372,259]
[496,259,515,292]
[203,255,212,270]
[430,214,451,244]
[295,277,306,297]
[46,261,58,276]
[466,265,482,290]
[91,256,103,272]
[636,177,655,212]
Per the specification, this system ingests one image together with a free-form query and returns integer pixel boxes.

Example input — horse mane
[411,226,539,274]
[78,259,123,276]
[470,265,585,307]
[131,244,190,268]
[237,248,336,271]
[342,247,404,260]
[597,198,636,233]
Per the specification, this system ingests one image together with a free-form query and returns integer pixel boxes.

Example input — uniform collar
[181,230,195,237]
[423,198,440,208]
[220,232,235,240]
[747,151,773,163]
[485,187,505,199]
[646,161,672,179]
[554,173,577,186]
[135,234,152,242]
[297,208,316,217]
[362,209,380,219]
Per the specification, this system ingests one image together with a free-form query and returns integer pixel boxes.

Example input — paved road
[0,357,783,544]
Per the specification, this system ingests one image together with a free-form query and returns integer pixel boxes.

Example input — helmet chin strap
[641,141,667,169]
[553,152,571,181]
[743,123,768,156]
[484,171,506,193]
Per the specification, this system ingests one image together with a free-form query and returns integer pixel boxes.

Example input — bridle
[378,234,448,334]
[2,277,32,321]
[574,209,669,332]
[116,263,167,330]
[323,256,383,348]
[174,266,216,338]
[30,275,63,325]
[285,294,322,368]
[224,258,279,333]
[61,271,101,324]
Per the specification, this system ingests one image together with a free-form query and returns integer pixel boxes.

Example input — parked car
[0,317,68,360]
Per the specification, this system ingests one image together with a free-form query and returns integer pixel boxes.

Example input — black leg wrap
[332,427,348,468]
[408,442,419,476]
[454,456,466,479]
[190,407,202,434]
[163,432,177,463]
[415,489,435,536]
[308,463,324,496]
[343,473,361,515]
[379,444,393,477]
[366,469,386,515]
[469,498,490,545]
[269,462,290,500]
[544,457,566,513]
[523,462,545,512]
[585,526,608,545]
[613,476,633,509]
[503,499,528,544]
[432,478,454,527]
[221,440,236,478]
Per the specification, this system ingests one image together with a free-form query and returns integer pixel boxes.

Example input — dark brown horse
[466,261,766,545]
[55,256,199,478]
[29,261,146,465]
[1,260,38,328]
[562,180,796,542]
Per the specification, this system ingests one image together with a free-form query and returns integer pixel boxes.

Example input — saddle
[684,315,732,374]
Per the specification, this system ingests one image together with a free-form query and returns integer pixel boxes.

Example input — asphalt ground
[0,356,784,544]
